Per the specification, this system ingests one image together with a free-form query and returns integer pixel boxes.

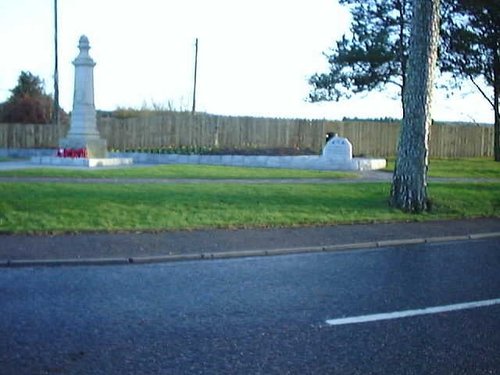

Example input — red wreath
[56,148,88,158]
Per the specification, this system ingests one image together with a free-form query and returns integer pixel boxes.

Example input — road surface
[1,238,499,374]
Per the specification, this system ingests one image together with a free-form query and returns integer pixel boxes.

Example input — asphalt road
[2,218,500,263]
[1,238,499,374]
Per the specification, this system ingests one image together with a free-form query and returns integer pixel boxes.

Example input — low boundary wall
[109,152,386,171]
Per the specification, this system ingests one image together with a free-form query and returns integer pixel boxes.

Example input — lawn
[384,158,500,179]
[1,158,498,180]
[0,182,498,234]
[1,158,498,234]
[0,164,357,180]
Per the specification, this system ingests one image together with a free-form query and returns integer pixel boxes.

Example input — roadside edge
[2,232,499,268]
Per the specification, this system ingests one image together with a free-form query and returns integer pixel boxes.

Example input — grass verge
[0,164,358,180]
[384,158,500,179]
[0,182,498,234]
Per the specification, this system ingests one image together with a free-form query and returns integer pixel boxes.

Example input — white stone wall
[109,152,386,171]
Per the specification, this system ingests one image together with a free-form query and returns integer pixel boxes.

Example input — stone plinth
[32,156,133,168]
[60,35,107,158]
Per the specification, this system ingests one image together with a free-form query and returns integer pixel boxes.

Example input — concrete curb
[2,232,499,268]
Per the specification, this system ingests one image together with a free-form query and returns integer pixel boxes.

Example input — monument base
[59,136,108,158]
[31,156,133,168]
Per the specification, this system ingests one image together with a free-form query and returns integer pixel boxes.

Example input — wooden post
[53,0,60,127]
[192,38,199,114]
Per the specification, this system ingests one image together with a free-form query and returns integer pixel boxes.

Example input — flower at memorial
[56,148,88,158]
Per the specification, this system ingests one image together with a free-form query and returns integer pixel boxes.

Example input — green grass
[384,158,500,179]
[0,164,358,179]
[1,158,498,234]
[0,182,498,234]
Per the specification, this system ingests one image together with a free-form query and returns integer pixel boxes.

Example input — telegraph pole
[53,0,60,126]
[192,38,199,113]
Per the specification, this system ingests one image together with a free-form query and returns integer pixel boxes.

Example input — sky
[0,0,494,123]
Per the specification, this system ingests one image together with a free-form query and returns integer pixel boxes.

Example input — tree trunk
[390,0,441,212]
[494,92,499,162]
[494,50,500,162]
[396,0,408,117]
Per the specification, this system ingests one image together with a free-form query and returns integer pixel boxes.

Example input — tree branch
[469,75,495,109]
[387,80,404,89]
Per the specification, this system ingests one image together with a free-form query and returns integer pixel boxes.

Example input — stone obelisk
[60,35,107,158]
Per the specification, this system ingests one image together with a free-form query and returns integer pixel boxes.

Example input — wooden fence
[0,112,494,158]
[0,122,67,150]
[99,112,325,152]
[325,121,494,158]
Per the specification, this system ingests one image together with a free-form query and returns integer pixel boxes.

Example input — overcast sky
[0,0,494,123]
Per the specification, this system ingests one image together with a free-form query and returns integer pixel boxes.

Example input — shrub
[0,71,67,124]
[1,95,52,124]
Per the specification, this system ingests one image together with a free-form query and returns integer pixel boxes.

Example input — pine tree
[309,0,412,114]
[440,0,500,160]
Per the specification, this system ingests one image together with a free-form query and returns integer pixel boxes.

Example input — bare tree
[390,0,441,212]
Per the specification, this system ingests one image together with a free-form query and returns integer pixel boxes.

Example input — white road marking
[326,298,500,326]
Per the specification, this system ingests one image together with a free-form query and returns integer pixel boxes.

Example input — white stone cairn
[60,35,107,158]
[322,134,353,161]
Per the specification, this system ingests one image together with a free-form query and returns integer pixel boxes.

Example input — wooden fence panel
[324,121,400,157]
[0,114,493,157]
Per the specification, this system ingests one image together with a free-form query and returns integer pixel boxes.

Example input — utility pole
[192,38,199,113]
[53,0,60,126]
